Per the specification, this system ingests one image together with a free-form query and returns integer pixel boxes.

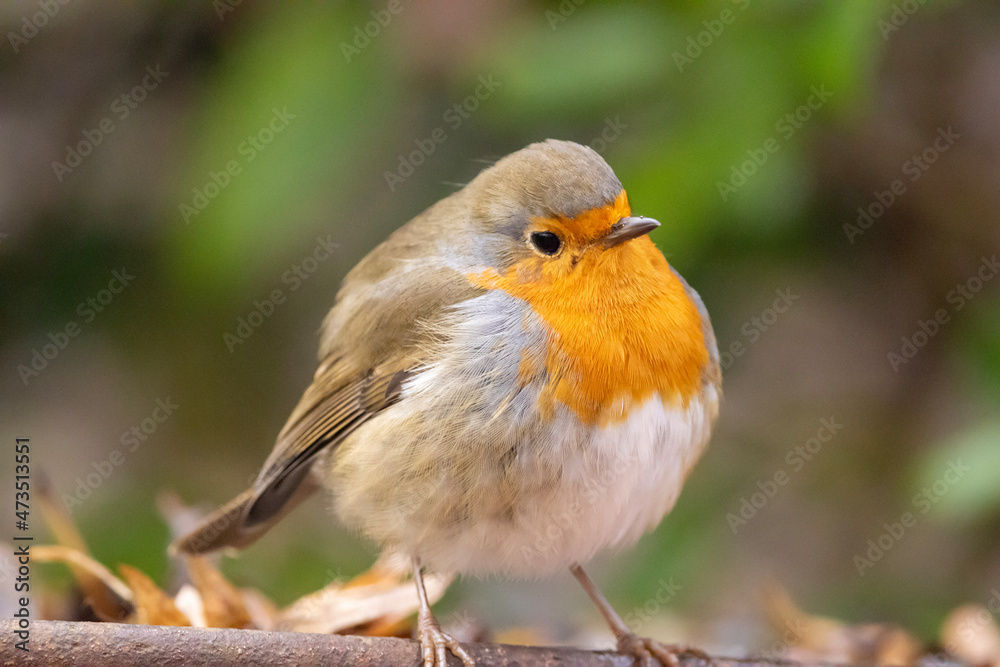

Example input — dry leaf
[239,587,280,631]
[942,604,1000,667]
[185,555,252,629]
[35,487,459,638]
[119,565,190,627]
[279,566,453,635]
[35,477,134,621]
[33,545,133,621]
[173,584,207,627]
[37,473,89,553]
[764,584,922,666]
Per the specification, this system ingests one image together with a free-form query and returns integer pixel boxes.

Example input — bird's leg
[570,563,709,667]
[413,558,474,667]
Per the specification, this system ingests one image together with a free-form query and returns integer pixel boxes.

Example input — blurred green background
[2,0,999,655]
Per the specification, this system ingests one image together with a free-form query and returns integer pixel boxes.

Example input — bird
[173,139,721,666]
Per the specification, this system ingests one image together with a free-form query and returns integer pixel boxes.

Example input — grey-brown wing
[171,355,410,555]
[244,357,412,527]
[172,250,485,556]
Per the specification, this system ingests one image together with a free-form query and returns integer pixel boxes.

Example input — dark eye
[530,231,562,255]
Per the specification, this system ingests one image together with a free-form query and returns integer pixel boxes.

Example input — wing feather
[171,254,484,555]
[172,358,410,554]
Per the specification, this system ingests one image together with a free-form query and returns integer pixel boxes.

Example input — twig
[0,620,836,667]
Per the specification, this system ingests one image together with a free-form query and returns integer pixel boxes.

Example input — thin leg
[570,563,709,667]
[413,558,474,667]
[570,562,633,638]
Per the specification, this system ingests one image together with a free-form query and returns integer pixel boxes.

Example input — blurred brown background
[1,0,998,656]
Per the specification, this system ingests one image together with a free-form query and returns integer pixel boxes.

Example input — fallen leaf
[185,555,253,629]
[119,565,190,627]
[33,545,133,621]
[764,584,922,666]
[279,565,453,635]
[36,476,134,621]
[942,604,1000,667]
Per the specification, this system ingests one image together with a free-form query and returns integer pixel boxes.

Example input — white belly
[427,391,715,576]
[326,291,717,577]
[330,387,716,578]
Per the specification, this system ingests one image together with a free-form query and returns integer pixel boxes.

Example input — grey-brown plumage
[172,140,631,557]
[172,139,720,667]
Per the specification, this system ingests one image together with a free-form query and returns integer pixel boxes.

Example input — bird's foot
[417,608,474,667]
[616,633,709,667]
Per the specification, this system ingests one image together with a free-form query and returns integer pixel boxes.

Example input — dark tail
[170,474,320,556]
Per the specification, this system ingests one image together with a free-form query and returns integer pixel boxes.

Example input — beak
[601,216,660,248]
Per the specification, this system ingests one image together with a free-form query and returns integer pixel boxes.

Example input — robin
[174,139,721,666]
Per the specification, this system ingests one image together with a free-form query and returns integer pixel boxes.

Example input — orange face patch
[529,190,633,246]
[469,191,708,425]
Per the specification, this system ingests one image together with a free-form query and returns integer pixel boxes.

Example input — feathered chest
[467,238,710,426]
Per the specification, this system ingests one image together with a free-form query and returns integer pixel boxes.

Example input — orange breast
[469,196,708,426]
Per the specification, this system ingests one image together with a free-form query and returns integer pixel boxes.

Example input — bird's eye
[529,231,562,255]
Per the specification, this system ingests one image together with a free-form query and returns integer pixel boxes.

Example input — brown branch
[0,620,839,667]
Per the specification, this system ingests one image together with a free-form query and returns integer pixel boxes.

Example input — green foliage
[168,5,400,300]
[916,424,1000,523]
[14,0,998,642]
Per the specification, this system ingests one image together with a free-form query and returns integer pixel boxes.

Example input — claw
[618,633,708,667]
[418,608,474,667]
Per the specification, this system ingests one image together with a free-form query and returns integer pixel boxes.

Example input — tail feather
[170,474,320,556]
